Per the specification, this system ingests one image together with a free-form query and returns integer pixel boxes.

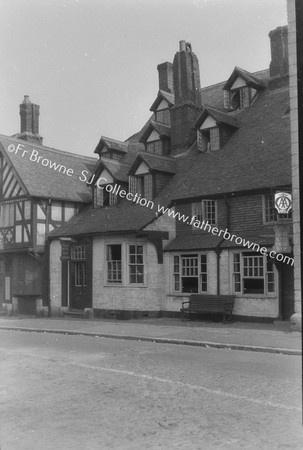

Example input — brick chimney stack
[157,62,173,93]
[269,26,288,80]
[18,96,43,145]
[170,41,202,155]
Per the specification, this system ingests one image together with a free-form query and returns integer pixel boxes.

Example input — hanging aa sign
[274,192,292,214]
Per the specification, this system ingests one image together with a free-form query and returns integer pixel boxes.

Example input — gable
[147,130,160,142]
[157,99,169,110]
[200,115,217,130]
[230,76,246,90]
[0,151,26,200]
[98,168,114,185]
[135,162,150,175]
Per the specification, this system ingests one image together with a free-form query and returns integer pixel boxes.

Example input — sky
[0,0,287,157]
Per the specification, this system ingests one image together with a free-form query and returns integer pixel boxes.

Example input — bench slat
[180,294,235,323]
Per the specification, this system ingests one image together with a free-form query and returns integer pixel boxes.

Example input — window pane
[107,245,122,283]
[71,245,86,260]
[129,245,144,284]
[243,278,264,294]
[202,200,217,225]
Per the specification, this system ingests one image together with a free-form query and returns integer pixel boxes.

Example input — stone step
[63,309,85,319]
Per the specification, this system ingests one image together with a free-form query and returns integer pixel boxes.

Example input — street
[0,330,302,449]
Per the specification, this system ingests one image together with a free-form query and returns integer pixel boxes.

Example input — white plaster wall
[92,235,165,311]
[49,240,62,312]
[233,296,279,318]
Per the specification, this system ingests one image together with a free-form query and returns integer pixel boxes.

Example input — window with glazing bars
[129,245,144,284]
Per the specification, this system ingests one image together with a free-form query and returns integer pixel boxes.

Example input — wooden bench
[180,294,235,323]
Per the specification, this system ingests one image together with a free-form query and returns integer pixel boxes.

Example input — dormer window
[146,140,163,154]
[154,108,170,125]
[154,99,171,125]
[129,174,153,201]
[145,129,170,155]
[224,86,257,110]
[93,185,117,207]
[197,127,220,152]
[197,115,220,152]
[223,67,265,111]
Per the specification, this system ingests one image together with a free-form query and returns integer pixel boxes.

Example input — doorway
[69,242,92,310]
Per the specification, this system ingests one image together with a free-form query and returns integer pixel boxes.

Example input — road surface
[0,330,302,449]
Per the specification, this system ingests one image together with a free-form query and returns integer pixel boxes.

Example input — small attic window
[224,86,257,110]
[93,185,117,208]
[145,128,170,155]
[197,127,220,152]
[154,99,171,125]
[155,109,170,125]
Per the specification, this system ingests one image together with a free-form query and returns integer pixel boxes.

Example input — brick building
[47,25,295,322]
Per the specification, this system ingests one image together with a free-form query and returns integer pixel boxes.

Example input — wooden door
[69,242,92,310]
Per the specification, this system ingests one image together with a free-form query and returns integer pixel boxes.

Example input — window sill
[234,293,277,298]
[104,284,147,288]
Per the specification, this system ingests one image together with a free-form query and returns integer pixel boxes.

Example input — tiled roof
[150,90,175,111]
[164,234,222,251]
[129,152,176,175]
[96,158,131,183]
[164,231,276,252]
[223,66,268,90]
[139,121,171,143]
[155,85,291,204]
[195,106,239,129]
[48,69,291,238]
[0,135,97,203]
[94,136,128,156]
[200,69,269,111]
[49,201,157,237]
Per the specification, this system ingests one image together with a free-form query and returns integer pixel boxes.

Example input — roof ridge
[200,68,269,92]
[0,134,97,162]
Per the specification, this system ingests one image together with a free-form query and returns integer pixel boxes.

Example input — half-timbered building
[0,96,96,314]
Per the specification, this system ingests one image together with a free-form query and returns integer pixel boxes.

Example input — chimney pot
[179,40,186,52]
[157,62,173,93]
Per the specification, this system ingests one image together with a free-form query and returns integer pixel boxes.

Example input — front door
[69,242,92,310]
[280,262,294,320]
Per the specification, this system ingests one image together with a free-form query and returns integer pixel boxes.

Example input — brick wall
[228,194,265,236]
[174,195,270,237]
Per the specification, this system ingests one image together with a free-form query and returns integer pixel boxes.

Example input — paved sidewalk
[0,316,301,355]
